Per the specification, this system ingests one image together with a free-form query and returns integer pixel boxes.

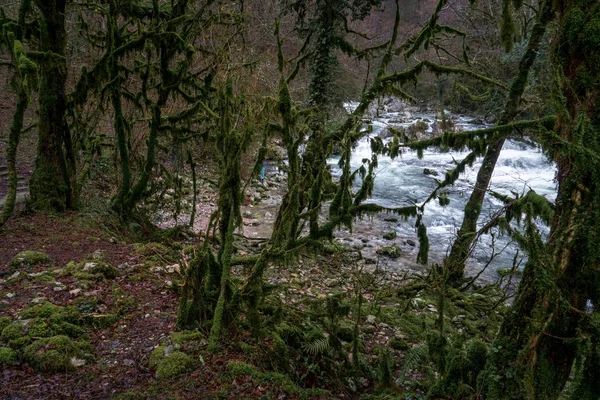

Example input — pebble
[5,293,16,299]
[31,297,47,304]
[8,271,20,280]
[69,288,82,296]
[53,286,65,292]
[366,315,376,324]
[83,262,97,271]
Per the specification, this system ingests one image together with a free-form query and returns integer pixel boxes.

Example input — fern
[397,343,429,385]
[303,337,330,356]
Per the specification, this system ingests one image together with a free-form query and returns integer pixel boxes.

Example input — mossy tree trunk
[0,5,34,227]
[484,1,600,398]
[29,0,76,212]
[445,0,553,284]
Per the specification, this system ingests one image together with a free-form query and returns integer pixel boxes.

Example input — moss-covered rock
[134,242,171,257]
[23,335,93,372]
[10,251,52,267]
[155,351,194,379]
[0,346,17,365]
[0,316,11,332]
[1,323,23,341]
[81,261,118,280]
[20,302,79,324]
[383,231,397,240]
[376,245,402,259]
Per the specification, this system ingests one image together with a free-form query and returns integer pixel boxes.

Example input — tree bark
[445,0,553,283]
[484,1,600,397]
[29,0,74,212]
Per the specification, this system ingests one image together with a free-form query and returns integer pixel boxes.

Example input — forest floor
[0,205,510,399]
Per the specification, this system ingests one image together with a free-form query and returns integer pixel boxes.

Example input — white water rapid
[329,104,557,281]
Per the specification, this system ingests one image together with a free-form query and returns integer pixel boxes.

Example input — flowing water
[328,104,557,281]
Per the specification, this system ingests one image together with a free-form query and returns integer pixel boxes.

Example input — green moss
[171,330,204,345]
[0,347,17,365]
[149,345,167,368]
[23,335,93,372]
[134,242,171,257]
[10,250,51,267]
[1,323,23,341]
[0,317,11,332]
[77,261,118,280]
[376,245,402,259]
[497,268,522,277]
[389,338,409,351]
[83,314,120,329]
[34,273,56,282]
[21,302,79,324]
[383,231,397,240]
[155,351,194,379]
[9,335,31,349]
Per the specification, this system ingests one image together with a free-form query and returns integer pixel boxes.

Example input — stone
[31,297,47,304]
[376,245,402,259]
[70,357,86,367]
[165,264,181,274]
[406,239,416,247]
[82,262,96,271]
[242,211,253,218]
[69,289,82,296]
[383,231,397,240]
[8,272,20,280]
[53,286,65,292]
[10,251,51,267]
[366,315,376,324]
[5,293,15,299]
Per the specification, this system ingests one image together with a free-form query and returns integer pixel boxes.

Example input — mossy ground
[0,211,512,399]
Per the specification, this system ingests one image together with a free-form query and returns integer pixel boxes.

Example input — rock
[242,211,253,218]
[8,271,20,280]
[10,251,51,267]
[82,262,96,271]
[366,315,376,324]
[151,266,164,273]
[406,239,416,247]
[31,297,47,304]
[5,293,15,299]
[383,231,397,240]
[264,212,273,219]
[253,193,262,202]
[423,168,438,176]
[376,245,402,259]
[165,264,181,274]
[360,377,369,387]
[426,305,438,313]
[53,286,65,292]
[27,272,44,278]
[91,250,103,260]
[70,357,86,367]
[69,289,82,296]
[109,237,117,244]
[123,359,135,366]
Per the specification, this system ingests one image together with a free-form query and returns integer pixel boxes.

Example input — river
[327,105,557,281]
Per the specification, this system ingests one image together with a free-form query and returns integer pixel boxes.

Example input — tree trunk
[29,0,74,212]
[0,87,28,227]
[484,1,600,397]
[446,1,553,283]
